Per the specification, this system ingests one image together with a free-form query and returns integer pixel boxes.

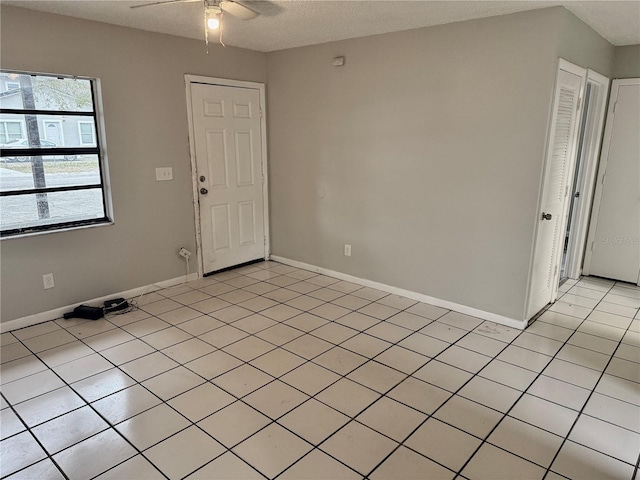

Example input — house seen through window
[0,71,111,236]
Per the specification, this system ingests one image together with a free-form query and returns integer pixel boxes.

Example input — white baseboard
[270,255,527,330]
[1,273,199,333]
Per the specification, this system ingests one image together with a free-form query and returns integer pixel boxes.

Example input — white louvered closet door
[527,60,586,319]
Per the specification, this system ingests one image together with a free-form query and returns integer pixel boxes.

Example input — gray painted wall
[0,6,267,322]
[613,45,640,78]
[266,7,615,321]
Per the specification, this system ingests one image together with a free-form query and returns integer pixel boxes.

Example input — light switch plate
[156,167,173,181]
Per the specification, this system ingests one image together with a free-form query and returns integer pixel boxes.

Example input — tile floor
[1,261,639,480]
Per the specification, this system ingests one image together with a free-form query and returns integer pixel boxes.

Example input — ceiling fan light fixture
[207,15,220,30]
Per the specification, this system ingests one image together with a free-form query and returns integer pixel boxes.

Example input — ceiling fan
[131,0,259,45]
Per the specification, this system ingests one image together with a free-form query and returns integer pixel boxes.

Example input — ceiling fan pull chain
[219,10,226,47]
[204,5,209,53]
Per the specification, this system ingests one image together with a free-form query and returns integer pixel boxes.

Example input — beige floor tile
[256,323,304,345]
[371,446,455,479]
[373,345,429,374]
[54,429,137,479]
[357,303,400,320]
[2,369,65,404]
[405,418,481,471]
[249,347,306,377]
[309,303,351,321]
[95,455,165,479]
[472,321,521,343]
[386,377,451,415]
[142,366,205,400]
[541,358,602,390]
[356,396,427,442]
[347,361,406,393]
[12,322,62,341]
[366,322,413,343]
[0,355,48,384]
[280,361,340,395]
[331,294,372,310]
[334,312,380,331]
[92,384,161,425]
[0,408,26,440]
[162,338,216,363]
[223,336,275,362]
[508,393,578,437]
[167,382,235,422]
[283,334,333,359]
[550,440,635,480]
[279,449,361,479]
[212,364,273,397]
[119,351,179,382]
[198,401,271,448]
[116,403,189,450]
[82,329,136,351]
[461,443,545,480]
[232,314,278,334]
[32,406,108,454]
[487,416,563,467]
[458,377,521,413]
[413,359,473,392]
[496,345,552,373]
[145,426,225,480]
[72,368,136,402]
[340,334,392,358]
[569,414,640,464]
[101,339,155,365]
[260,304,302,322]
[437,345,492,373]
[141,326,192,350]
[244,380,309,419]
[511,332,564,356]
[316,378,381,416]
[178,315,225,336]
[157,306,203,325]
[21,329,77,353]
[0,431,47,477]
[278,399,350,445]
[5,458,65,480]
[527,375,591,411]
[284,312,328,332]
[420,321,467,343]
[311,322,358,344]
[478,359,537,391]
[433,395,503,439]
[185,452,262,479]
[320,421,397,476]
[312,346,368,375]
[53,353,113,383]
[387,311,434,330]
[199,324,248,348]
[12,386,85,428]
[233,423,312,478]
[595,373,640,406]
[583,392,640,432]
[184,350,242,380]
[456,332,507,357]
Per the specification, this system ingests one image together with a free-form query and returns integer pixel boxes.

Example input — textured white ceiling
[3,0,640,51]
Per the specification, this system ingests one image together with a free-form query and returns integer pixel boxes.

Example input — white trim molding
[270,255,527,330]
[0,273,198,333]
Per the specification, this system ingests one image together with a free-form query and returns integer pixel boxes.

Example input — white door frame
[583,78,640,286]
[524,58,587,320]
[185,75,270,278]
[564,69,610,279]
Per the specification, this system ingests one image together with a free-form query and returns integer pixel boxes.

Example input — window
[78,121,96,146]
[5,82,20,92]
[0,71,111,237]
[0,120,24,144]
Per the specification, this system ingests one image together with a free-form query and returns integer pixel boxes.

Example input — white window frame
[77,120,95,146]
[0,119,25,145]
[0,70,114,238]
[5,82,20,92]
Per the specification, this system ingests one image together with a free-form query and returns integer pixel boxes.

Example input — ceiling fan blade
[130,0,200,10]
[220,1,259,20]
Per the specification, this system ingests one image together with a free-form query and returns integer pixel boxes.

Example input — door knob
[200,188,208,195]
[541,212,552,221]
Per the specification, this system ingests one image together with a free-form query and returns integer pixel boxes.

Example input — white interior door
[527,60,586,319]
[583,79,640,284]
[190,83,266,274]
